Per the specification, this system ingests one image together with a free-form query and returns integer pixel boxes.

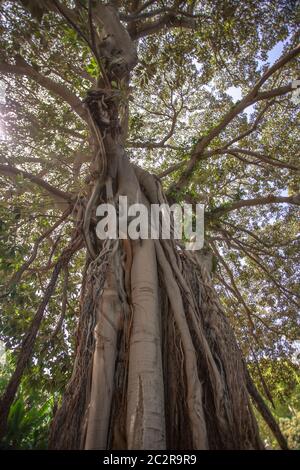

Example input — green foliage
[0,353,55,449]
[256,380,300,449]
[1,394,53,449]
[0,0,299,449]
[279,412,300,450]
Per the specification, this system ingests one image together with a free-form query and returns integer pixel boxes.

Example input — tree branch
[52,0,94,55]
[0,61,87,121]
[122,6,204,23]
[127,108,180,149]
[132,12,198,39]
[215,147,300,172]
[209,193,300,217]
[0,164,74,204]
[222,220,299,249]
[210,241,256,333]
[245,367,288,450]
[220,100,276,149]
[167,44,300,196]
[158,161,184,178]
[215,271,281,335]
[229,236,300,304]
[0,209,71,298]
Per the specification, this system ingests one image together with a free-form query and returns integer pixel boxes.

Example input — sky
[226,40,291,199]
[0,40,290,140]
[227,40,287,116]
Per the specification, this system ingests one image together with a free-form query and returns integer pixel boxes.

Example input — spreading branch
[0,164,74,204]
[0,209,71,298]
[245,367,288,450]
[167,44,300,196]
[127,108,180,149]
[209,193,300,218]
[215,148,300,172]
[0,60,87,121]
[130,11,199,39]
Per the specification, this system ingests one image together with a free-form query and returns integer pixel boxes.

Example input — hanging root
[50,168,266,450]
[181,249,263,449]
[155,240,208,449]
[245,367,288,450]
[49,240,113,449]
[126,239,166,450]
[83,179,102,260]
[84,261,123,449]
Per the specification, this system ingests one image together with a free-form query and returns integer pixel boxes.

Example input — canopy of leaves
[0,0,299,447]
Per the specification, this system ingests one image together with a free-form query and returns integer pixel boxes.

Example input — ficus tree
[0,0,299,450]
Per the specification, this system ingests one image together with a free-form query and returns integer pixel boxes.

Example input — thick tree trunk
[48,3,263,450]
[84,266,122,449]
[49,162,263,449]
[126,239,165,449]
